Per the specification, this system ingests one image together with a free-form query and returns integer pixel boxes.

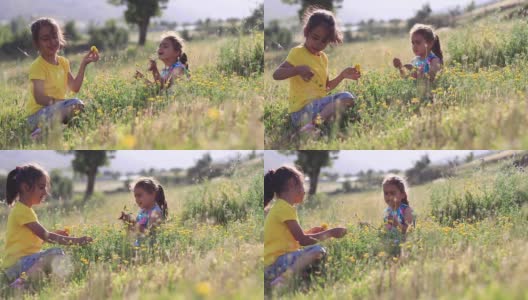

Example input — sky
[0,151,260,174]
[265,0,491,24]
[264,150,492,175]
[1,0,263,24]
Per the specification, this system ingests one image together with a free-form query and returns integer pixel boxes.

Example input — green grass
[0,33,263,149]
[0,159,263,299]
[264,18,528,149]
[268,160,528,299]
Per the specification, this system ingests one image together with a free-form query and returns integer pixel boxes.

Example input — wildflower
[207,108,220,121]
[195,281,212,297]
[349,256,356,263]
[411,98,420,104]
[363,253,369,259]
[377,251,386,257]
[121,134,136,148]
[90,46,99,55]
[354,64,361,73]
[321,223,329,230]
[20,272,28,280]
[314,114,323,125]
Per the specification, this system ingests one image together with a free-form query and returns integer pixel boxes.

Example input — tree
[109,0,168,45]
[282,0,343,20]
[293,150,339,195]
[407,3,432,29]
[70,151,115,202]
[187,153,213,183]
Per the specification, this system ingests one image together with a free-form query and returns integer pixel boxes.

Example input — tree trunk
[308,168,320,195]
[84,168,96,203]
[138,19,150,46]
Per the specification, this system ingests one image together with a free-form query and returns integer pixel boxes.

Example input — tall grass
[264,19,528,149]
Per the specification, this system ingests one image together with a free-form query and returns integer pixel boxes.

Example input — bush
[181,174,262,225]
[49,169,73,201]
[88,20,129,51]
[448,21,528,68]
[217,31,263,76]
[430,163,528,225]
[264,20,292,50]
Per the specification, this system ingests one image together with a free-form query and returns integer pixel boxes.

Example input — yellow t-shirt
[285,45,328,113]
[27,55,71,116]
[2,202,43,268]
[264,199,300,266]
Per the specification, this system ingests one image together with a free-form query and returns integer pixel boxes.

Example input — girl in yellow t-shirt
[2,164,92,288]
[264,165,347,289]
[273,7,361,134]
[27,18,99,139]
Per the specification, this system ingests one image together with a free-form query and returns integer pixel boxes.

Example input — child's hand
[393,58,403,69]
[82,50,100,66]
[341,67,361,80]
[148,59,158,72]
[134,70,145,79]
[305,226,325,234]
[77,236,93,245]
[54,229,69,236]
[295,65,314,81]
[330,227,347,238]
[118,211,133,223]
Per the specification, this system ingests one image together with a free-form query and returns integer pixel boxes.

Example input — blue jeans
[290,92,355,127]
[264,244,326,282]
[27,98,84,129]
[3,248,65,281]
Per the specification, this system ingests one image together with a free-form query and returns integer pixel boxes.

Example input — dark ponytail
[264,170,276,207]
[156,184,168,220]
[5,164,49,205]
[180,53,189,71]
[432,34,443,64]
[264,166,303,207]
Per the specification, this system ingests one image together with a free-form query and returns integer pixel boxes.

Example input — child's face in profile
[134,187,156,210]
[36,25,60,57]
[157,38,181,64]
[383,183,405,208]
[304,25,331,54]
[290,177,306,204]
[25,176,49,206]
[411,32,429,58]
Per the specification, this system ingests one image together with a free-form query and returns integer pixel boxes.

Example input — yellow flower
[90,45,99,54]
[314,114,323,125]
[349,256,356,263]
[392,257,399,262]
[147,97,155,102]
[195,281,212,297]
[121,134,136,148]
[377,251,386,257]
[207,108,220,121]
[20,272,28,280]
[321,223,328,230]
[411,98,420,104]
[363,253,370,259]
[354,64,361,73]
[97,108,103,115]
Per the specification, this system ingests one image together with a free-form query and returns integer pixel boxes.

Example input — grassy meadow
[264,11,528,149]
[267,159,528,299]
[0,158,263,299]
[0,32,264,149]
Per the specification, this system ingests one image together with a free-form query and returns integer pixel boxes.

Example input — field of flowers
[0,32,264,149]
[0,159,263,299]
[264,17,528,149]
[269,160,528,299]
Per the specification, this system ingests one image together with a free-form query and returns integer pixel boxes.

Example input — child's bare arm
[285,220,347,246]
[68,51,99,93]
[32,80,58,106]
[25,222,92,245]
[327,67,360,91]
[273,61,313,81]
